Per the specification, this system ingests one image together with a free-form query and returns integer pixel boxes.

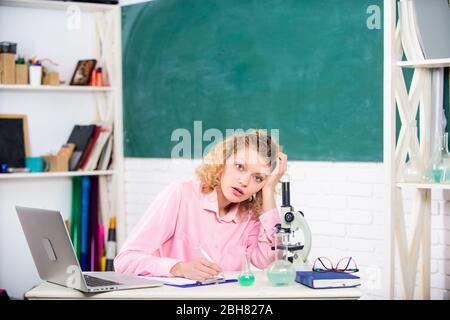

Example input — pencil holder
[29,65,42,86]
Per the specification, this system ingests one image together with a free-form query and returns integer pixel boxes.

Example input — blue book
[80,176,91,271]
[295,272,361,289]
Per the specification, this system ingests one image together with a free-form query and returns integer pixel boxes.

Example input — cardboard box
[44,154,70,172]
[43,71,60,85]
[0,53,16,84]
[15,64,28,84]
[44,143,76,172]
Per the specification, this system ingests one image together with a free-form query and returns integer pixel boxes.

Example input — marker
[6,167,30,173]
[105,216,116,271]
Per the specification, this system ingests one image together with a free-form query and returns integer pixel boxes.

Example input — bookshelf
[0,0,125,296]
[384,0,450,299]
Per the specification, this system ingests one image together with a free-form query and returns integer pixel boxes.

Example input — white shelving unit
[384,0,450,299]
[0,0,125,242]
[0,0,125,296]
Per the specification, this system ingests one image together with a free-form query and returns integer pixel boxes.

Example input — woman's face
[220,147,272,203]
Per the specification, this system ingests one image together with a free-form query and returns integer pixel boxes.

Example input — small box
[44,143,76,171]
[0,42,17,54]
[44,154,70,172]
[43,71,60,85]
[15,64,28,84]
[0,53,16,84]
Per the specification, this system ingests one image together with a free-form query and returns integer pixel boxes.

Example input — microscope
[273,178,312,271]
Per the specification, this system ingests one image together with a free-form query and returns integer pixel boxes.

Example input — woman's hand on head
[170,259,222,280]
[263,152,288,192]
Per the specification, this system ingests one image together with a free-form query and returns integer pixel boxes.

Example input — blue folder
[80,176,91,271]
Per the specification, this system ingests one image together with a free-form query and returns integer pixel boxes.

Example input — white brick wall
[123,158,450,299]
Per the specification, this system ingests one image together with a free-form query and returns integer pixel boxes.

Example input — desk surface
[25,271,361,300]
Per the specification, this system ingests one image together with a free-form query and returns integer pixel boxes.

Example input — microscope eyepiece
[284,212,295,223]
[281,181,290,207]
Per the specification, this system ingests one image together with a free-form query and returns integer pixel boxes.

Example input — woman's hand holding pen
[170,259,222,280]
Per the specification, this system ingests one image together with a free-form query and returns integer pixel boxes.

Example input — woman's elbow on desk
[113,252,132,275]
[113,250,148,276]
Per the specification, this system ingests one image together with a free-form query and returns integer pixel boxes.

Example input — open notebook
[141,275,237,287]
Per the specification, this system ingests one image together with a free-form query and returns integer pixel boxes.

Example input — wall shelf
[396,182,450,190]
[0,0,116,12]
[0,84,114,92]
[397,58,450,69]
[0,170,115,180]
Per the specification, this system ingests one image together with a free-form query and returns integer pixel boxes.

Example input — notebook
[295,271,361,289]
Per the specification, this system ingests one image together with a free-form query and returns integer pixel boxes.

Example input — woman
[114,130,287,280]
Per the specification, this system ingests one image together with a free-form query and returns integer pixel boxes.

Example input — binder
[78,125,102,170]
[67,125,96,170]
[80,176,91,271]
[89,176,99,271]
[70,177,82,260]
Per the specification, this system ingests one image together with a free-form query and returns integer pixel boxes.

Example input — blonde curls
[195,130,280,220]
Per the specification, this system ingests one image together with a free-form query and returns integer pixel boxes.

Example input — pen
[198,245,223,278]
[198,246,214,263]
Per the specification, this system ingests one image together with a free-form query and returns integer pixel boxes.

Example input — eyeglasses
[312,256,359,273]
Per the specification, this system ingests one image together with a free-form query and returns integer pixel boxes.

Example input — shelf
[397,58,450,69]
[0,84,114,92]
[0,0,117,12]
[396,182,450,190]
[0,170,115,180]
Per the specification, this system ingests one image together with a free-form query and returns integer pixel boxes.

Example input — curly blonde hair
[195,130,281,220]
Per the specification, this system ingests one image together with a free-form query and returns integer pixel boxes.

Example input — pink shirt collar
[200,186,240,224]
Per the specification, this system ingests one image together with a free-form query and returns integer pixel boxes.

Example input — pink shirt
[114,179,281,277]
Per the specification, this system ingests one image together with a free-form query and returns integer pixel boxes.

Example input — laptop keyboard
[84,275,122,287]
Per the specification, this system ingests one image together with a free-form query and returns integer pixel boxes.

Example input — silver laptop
[16,206,163,293]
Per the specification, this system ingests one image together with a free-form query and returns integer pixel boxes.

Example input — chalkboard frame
[0,114,30,168]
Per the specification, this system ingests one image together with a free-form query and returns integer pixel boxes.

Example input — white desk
[25,271,361,300]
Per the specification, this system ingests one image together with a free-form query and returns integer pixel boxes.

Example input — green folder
[70,176,82,261]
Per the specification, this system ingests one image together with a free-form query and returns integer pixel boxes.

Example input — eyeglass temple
[316,257,332,269]
[339,257,355,270]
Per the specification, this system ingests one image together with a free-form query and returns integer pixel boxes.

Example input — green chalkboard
[122,0,383,161]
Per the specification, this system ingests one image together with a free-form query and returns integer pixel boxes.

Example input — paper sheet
[140,274,228,285]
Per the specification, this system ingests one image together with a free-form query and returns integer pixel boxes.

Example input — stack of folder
[69,176,114,271]
[67,124,113,172]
